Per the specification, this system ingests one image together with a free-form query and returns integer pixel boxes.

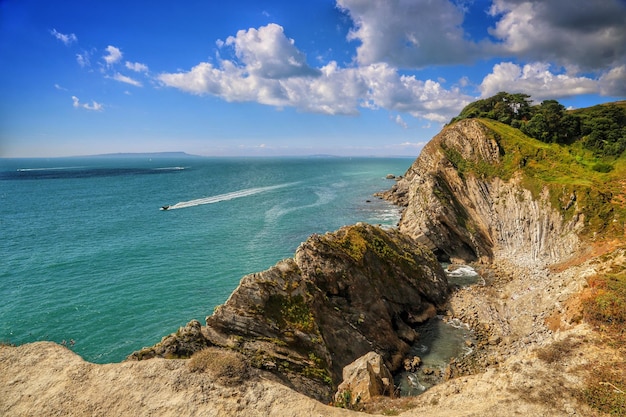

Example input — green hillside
[448,93,626,238]
[478,118,626,237]
[451,92,626,157]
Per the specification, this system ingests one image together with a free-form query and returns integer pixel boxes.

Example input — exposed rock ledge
[129,223,449,402]
[379,119,583,267]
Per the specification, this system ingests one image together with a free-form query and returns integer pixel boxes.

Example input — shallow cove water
[395,265,480,396]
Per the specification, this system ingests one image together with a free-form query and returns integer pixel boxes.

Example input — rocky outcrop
[128,319,208,360]
[130,223,449,402]
[381,119,582,267]
[334,352,394,406]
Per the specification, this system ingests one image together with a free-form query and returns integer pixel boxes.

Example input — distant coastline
[72,152,201,159]
[1,152,417,160]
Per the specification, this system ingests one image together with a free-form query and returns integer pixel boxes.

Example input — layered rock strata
[380,119,582,267]
[130,223,449,402]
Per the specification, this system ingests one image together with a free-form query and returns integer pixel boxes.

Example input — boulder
[403,355,422,372]
[335,352,394,405]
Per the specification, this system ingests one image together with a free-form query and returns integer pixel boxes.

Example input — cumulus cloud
[125,61,149,72]
[155,12,478,122]
[221,23,320,79]
[334,0,626,75]
[489,0,626,71]
[71,96,103,111]
[479,62,601,101]
[599,65,626,96]
[103,45,123,65]
[158,23,472,121]
[111,73,143,87]
[336,0,480,68]
[51,29,77,45]
[359,63,472,122]
[159,60,363,115]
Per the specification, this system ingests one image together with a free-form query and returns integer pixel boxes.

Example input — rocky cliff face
[130,223,449,402]
[382,119,582,267]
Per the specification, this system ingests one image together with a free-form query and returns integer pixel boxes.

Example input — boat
[161,205,170,211]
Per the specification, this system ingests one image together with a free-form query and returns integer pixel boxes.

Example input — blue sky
[1,0,625,157]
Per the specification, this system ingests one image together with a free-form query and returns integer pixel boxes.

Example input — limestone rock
[403,355,422,372]
[130,223,449,402]
[334,352,394,405]
[129,319,209,360]
[380,119,582,267]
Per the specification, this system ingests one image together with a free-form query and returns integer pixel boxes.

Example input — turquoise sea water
[0,156,412,363]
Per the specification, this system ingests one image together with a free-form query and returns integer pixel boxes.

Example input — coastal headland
[2,100,626,416]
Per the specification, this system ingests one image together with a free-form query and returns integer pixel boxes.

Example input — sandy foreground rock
[0,317,604,417]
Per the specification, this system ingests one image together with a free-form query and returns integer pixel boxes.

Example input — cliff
[129,223,449,402]
[380,119,583,267]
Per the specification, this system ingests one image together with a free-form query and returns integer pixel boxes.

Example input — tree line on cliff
[450,92,626,158]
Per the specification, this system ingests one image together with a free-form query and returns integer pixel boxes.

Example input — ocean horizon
[0,155,413,363]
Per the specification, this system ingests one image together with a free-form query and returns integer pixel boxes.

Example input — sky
[1,0,625,158]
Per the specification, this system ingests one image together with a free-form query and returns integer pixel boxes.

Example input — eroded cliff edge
[130,223,449,402]
[380,118,583,267]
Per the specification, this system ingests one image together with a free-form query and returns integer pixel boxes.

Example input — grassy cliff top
[469,118,626,238]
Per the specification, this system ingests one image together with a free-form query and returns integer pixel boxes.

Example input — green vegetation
[264,294,315,333]
[471,118,626,237]
[321,224,424,270]
[451,92,626,157]
[582,269,626,341]
[334,388,361,410]
[580,266,626,416]
[302,352,333,386]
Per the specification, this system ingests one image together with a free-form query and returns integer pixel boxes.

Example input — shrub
[592,162,614,173]
[188,347,248,386]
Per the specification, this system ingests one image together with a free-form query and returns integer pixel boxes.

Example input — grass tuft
[188,347,248,386]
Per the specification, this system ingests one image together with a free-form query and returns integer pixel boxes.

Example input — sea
[0,155,414,363]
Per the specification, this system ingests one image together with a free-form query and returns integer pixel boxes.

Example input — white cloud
[76,51,90,68]
[222,23,320,79]
[51,29,77,46]
[71,96,103,111]
[54,84,67,91]
[394,115,408,129]
[158,23,472,122]
[111,73,143,87]
[489,0,626,71]
[398,141,427,148]
[335,0,626,74]
[125,61,149,72]
[103,45,123,65]
[480,62,600,100]
[336,0,480,68]
[158,59,470,121]
[599,65,626,96]
[359,63,472,122]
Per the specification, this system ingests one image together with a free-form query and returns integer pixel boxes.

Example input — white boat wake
[162,182,298,210]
